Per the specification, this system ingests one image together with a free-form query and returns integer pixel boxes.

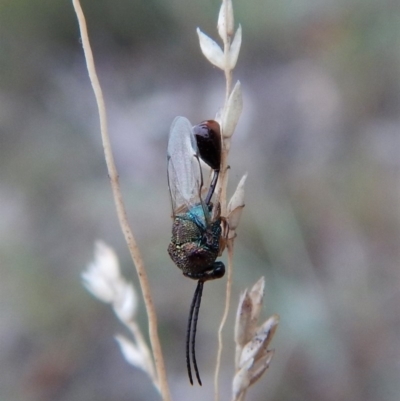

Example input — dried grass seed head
[82,241,121,303]
[197,28,225,70]
[113,280,138,322]
[234,289,253,347]
[217,0,234,40]
[115,334,148,371]
[222,80,243,140]
[229,25,242,70]
[82,241,138,319]
[227,173,247,237]
[232,357,253,398]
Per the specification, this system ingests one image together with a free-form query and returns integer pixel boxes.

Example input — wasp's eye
[193,120,221,171]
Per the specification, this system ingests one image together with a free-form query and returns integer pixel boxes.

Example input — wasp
[167,116,225,385]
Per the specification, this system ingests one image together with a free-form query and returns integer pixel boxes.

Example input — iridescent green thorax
[168,205,221,278]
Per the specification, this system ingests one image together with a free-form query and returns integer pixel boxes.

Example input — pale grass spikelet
[82,242,158,391]
[115,333,156,380]
[197,28,225,70]
[217,0,234,40]
[198,0,241,73]
[232,358,253,397]
[234,290,252,366]
[113,279,138,323]
[248,276,265,335]
[82,241,138,319]
[229,25,242,70]
[82,241,123,303]
[115,334,148,370]
[238,316,276,367]
[232,277,279,400]
[227,173,247,238]
[222,80,243,140]
[248,350,274,386]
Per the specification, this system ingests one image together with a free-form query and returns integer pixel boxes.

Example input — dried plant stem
[214,0,237,392]
[214,240,235,401]
[126,321,157,384]
[223,64,233,109]
[235,392,245,401]
[219,78,232,216]
[71,1,170,400]
[214,2,237,397]
[220,2,232,215]
[236,388,247,401]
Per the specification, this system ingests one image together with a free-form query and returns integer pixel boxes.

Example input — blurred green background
[1,0,400,400]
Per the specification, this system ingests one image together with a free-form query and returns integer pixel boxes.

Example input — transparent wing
[167,116,204,216]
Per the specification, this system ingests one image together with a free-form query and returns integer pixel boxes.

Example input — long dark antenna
[186,281,202,385]
[186,281,205,385]
[191,280,204,385]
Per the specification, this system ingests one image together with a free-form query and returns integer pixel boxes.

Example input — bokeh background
[1,0,400,400]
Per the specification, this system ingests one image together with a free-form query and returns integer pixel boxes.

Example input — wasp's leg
[218,216,229,256]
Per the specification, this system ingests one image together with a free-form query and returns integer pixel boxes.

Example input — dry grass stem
[72,1,170,399]
[196,1,253,399]
[214,240,234,400]
[196,0,247,398]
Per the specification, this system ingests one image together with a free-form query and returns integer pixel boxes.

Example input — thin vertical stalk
[214,1,237,398]
[214,240,234,401]
[219,0,233,217]
[71,1,170,400]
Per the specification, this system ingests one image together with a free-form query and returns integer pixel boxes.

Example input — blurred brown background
[1,0,400,400]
